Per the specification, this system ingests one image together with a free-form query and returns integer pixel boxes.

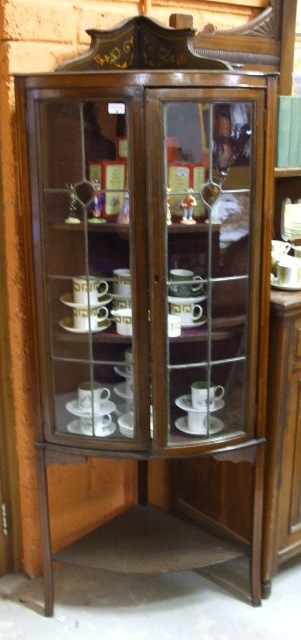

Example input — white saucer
[168,295,206,304]
[118,411,134,431]
[118,411,135,438]
[270,275,301,291]
[175,394,225,413]
[114,365,133,378]
[110,293,132,301]
[181,316,207,328]
[175,416,224,436]
[59,317,111,333]
[113,382,133,400]
[119,427,134,439]
[60,293,112,309]
[67,419,116,437]
[65,399,116,417]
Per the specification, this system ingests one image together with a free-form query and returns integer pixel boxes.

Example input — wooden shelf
[53,504,244,573]
[274,167,301,178]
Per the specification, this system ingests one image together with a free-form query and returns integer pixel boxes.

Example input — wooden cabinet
[14,17,277,616]
[262,290,301,596]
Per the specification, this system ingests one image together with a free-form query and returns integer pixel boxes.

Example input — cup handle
[192,276,203,292]
[100,387,110,401]
[215,385,224,400]
[98,280,109,296]
[285,243,291,253]
[98,307,109,321]
[193,304,203,321]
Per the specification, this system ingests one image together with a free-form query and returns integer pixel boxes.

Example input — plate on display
[60,293,112,309]
[65,399,116,417]
[175,394,225,413]
[175,415,224,436]
[113,382,133,400]
[168,294,206,304]
[67,419,116,437]
[181,316,207,328]
[118,412,135,438]
[270,275,301,291]
[110,293,132,302]
[114,365,133,378]
[59,317,111,333]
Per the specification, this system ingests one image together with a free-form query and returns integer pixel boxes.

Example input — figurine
[89,180,106,223]
[166,187,171,225]
[181,188,197,225]
[117,192,130,224]
[65,183,81,224]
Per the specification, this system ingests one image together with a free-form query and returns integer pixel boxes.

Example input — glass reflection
[164,100,252,443]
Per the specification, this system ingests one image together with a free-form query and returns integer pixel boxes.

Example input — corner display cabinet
[14,17,277,615]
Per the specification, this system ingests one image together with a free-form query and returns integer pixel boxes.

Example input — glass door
[147,88,265,453]
[29,88,150,450]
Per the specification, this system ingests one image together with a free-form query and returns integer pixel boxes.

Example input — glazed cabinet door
[17,75,270,456]
[22,85,151,452]
[146,87,266,455]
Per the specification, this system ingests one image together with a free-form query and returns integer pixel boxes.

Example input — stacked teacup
[168,269,205,328]
[66,381,116,436]
[60,276,111,332]
[114,348,134,437]
[113,348,134,405]
[111,269,132,334]
[175,381,224,435]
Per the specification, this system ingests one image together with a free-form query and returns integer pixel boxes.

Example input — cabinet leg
[249,444,264,606]
[36,448,54,616]
[261,579,272,599]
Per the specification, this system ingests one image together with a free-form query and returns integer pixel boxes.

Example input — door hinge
[1,503,9,536]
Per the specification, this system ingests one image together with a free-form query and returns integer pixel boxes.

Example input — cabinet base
[53,504,244,573]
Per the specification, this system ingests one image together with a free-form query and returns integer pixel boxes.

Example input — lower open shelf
[53,504,244,573]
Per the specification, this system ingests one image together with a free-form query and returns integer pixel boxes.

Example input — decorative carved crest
[58,16,230,72]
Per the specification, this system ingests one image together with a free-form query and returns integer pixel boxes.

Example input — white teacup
[277,256,301,287]
[187,409,207,434]
[124,348,133,373]
[79,415,112,434]
[191,381,224,410]
[73,276,108,305]
[113,269,131,296]
[169,269,203,297]
[170,300,202,326]
[271,240,291,275]
[73,306,108,331]
[112,296,132,311]
[112,308,132,335]
[77,381,110,414]
[168,314,181,337]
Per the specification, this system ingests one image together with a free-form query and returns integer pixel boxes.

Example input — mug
[191,381,224,410]
[73,276,108,305]
[169,300,202,326]
[77,381,110,413]
[113,269,131,296]
[168,314,181,337]
[277,256,301,287]
[73,306,108,331]
[79,414,112,434]
[169,269,203,297]
[111,308,132,335]
[271,240,291,275]
[187,409,207,434]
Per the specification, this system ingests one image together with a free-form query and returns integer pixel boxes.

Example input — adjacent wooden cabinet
[14,17,277,616]
[262,290,301,596]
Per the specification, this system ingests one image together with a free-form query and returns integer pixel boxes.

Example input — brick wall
[0,0,261,576]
